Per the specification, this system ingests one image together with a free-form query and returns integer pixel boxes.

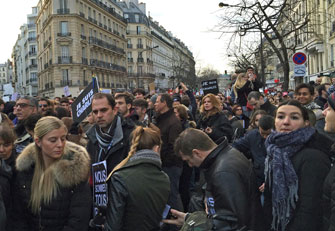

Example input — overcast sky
[0,0,233,73]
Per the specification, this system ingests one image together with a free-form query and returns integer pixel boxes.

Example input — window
[88,7,91,17]
[60,21,68,34]
[135,14,139,23]
[138,52,143,58]
[331,45,334,67]
[28,31,36,39]
[128,66,133,73]
[136,26,141,34]
[127,52,132,58]
[138,38,142,45]
[59,0,67,9]
[93,10,96,20]
[61,46,69,57]
[137,66,142,74]
[81,24,85,36]
[62,69,69,82]
[82,47,86,58]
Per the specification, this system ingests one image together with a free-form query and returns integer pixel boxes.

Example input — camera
[178,85,182,89]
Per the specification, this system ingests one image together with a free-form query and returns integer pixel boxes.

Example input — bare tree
[216,0,323,90]
[171,49,196,89]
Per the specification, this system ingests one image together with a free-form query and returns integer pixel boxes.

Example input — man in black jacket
[247,91,277,116]
[154,93,183,212]
[87,93,134,226]
[165,128,261,231]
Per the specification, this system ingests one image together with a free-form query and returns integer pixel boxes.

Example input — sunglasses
[39,104,48,108]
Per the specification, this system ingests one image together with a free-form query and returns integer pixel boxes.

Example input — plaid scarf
[95,116,121,161]
[265,127,315,231]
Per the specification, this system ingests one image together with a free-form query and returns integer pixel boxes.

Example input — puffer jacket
[104,149,170,231]
[323,165,335,231]
[200,138,262,231]
[197,112,233,143]
[10,142,91,231]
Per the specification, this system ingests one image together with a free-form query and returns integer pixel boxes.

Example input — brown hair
[0,124,16,144]
[232,104,243,115]
[174,128,216,157]
[107,124,162,179]
[174,104,189,121]
[249,110,267,129]
[199,93,221,118]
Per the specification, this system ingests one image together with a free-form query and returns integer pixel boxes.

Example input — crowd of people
[0,68,335,231]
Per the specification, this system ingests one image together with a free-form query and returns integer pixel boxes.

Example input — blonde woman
[233,73,254,115]
[11,116,91,231]
[105,124,170,231]
[197,93,233,143]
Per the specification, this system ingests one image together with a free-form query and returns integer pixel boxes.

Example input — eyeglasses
[14,103,33,108]
[236,108,242,111]
[39,104,48,108]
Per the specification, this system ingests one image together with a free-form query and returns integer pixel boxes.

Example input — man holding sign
[86,93,135,228]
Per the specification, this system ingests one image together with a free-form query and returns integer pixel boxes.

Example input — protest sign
[149,82,155,95]
[71,77,99,123]
[64,86,71,97]
[92,160,108,216]
[201,79,219,95]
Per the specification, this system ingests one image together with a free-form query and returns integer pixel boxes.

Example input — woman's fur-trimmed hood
[16,141,91,187]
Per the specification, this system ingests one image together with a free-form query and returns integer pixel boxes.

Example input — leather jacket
[200,138,261,231]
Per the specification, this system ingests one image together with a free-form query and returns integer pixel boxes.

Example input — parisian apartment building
[12,0,195,97]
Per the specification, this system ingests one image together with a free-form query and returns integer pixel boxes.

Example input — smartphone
[178,85,182,89]
[162,204,173,219]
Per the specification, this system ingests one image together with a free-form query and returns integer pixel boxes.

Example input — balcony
[45,83,50,89]
[127,72,156,78]
[49,59,52,65]
[88,17,97,24]
[89,0,127,24]
[128,58,133,63]
[89,36,125,54]
[137,58,144,63]
[29,51,37,56]
[108,27,112,32]
[28,24,36,29]
[44,63,49,69]
[79,12,85,18]
[113,30,120,36]
[58,56,73,64]
[89,58,126,72]
[127,44,133,48]
[29,64,37,69]
[57,32,71,37]
[81,35,86,40]
[28,37,36,42]
[99,23,103,27]
[104,25,107,30]
[137,44,143,49]
[82,58,88,65]
[60,80,72,86]
[57,8,70,14]
[147,58,153,64]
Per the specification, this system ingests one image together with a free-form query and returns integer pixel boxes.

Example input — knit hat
[328,92,335,110]
[150,94,158,104]
[173,95,181,102]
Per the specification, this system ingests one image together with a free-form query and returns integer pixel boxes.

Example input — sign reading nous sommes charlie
[202,79,219,95]
[71,77,99,123]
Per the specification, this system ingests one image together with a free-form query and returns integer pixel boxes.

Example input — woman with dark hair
[11,116,91,231]
[322,92,335,231]
[232,104,250,132]
[197,93,233,143]
[264,100,332,231]
[0,124,17,229]
[105,124,170,231]
[174,104,196,130]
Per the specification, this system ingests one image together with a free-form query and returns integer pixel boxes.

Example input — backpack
[180,211,212,231]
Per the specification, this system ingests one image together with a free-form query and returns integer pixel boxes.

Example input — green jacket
[105,149,170,231]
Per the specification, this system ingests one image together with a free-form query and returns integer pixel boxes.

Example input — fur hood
[16,141,91,187]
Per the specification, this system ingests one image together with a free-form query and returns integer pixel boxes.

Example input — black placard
[202,79,219,95]
[71,77,99,123]
[92,160,108,216]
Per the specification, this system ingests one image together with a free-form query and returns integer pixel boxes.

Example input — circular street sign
[292,52,307,65]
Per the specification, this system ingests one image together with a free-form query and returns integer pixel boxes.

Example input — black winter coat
[264,132,332,231]
[235,81,253,106]
[86,115,135,174]
[259,99,277,116]
[197,112,233,144]
[155,109,183,167]
[200,139,262,231]
[233,129,267,187]
[105,149,170,231]
[323,164,335,231]
[10,142,92,231]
